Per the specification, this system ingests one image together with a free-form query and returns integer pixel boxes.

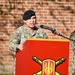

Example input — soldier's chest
[20,32,40,44]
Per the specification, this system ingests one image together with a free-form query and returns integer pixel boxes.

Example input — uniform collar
[23,25,38,36]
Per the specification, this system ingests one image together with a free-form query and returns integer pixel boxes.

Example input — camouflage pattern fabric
[70,30,75,75]
[8,25,48,52]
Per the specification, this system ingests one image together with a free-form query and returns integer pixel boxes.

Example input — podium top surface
[26,38,70,42]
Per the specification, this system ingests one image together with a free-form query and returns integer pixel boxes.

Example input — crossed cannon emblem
[32,56,66,75]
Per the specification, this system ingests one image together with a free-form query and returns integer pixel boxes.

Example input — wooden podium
[16,38,69,75]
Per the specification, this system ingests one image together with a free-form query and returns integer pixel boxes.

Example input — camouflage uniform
[8,25,48,52]
[70,30,75,75]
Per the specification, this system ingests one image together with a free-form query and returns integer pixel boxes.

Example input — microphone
[40,25,75,42]
[40,25,56,34]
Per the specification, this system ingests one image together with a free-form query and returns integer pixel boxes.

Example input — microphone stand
[51,30,75,42]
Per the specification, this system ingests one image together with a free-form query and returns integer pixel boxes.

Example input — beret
[23,10,36,20]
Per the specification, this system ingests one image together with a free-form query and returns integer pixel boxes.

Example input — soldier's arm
[43,31,48,39]
[38,29,48,39]
[8,30,21,52]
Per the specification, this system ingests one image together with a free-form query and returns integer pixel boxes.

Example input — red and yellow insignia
[32,56,66,75]
[42,59,55,75]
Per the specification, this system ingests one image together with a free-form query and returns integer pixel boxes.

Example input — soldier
[70,30,75,75]
[8,10,48,52]
[8,10,48,75]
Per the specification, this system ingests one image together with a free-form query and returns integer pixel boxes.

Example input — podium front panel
[16,39,69,75]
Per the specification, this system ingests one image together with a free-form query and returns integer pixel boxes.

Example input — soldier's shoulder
[12,25,24,35]
[16,25,24,31]
[38,28,46,33]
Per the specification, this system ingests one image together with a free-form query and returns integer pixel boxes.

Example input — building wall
[0,0,75,74]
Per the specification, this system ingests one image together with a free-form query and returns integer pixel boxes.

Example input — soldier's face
[24,16,36,28]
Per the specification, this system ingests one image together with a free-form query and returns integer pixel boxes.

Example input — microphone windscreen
[40,25,44,28]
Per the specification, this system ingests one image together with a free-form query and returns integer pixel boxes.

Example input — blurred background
[0,0,75,74]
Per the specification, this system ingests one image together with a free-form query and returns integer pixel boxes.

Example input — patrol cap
[23,10,36,20]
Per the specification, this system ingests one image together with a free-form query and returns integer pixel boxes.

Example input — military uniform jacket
[8,25,48,52]
[70,30,75,74]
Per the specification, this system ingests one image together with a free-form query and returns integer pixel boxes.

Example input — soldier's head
[23,10,36,29]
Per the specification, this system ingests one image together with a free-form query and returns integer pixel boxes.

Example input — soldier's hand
[17,44,23,51]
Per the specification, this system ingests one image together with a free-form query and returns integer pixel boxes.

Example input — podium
[16,38,69,75]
